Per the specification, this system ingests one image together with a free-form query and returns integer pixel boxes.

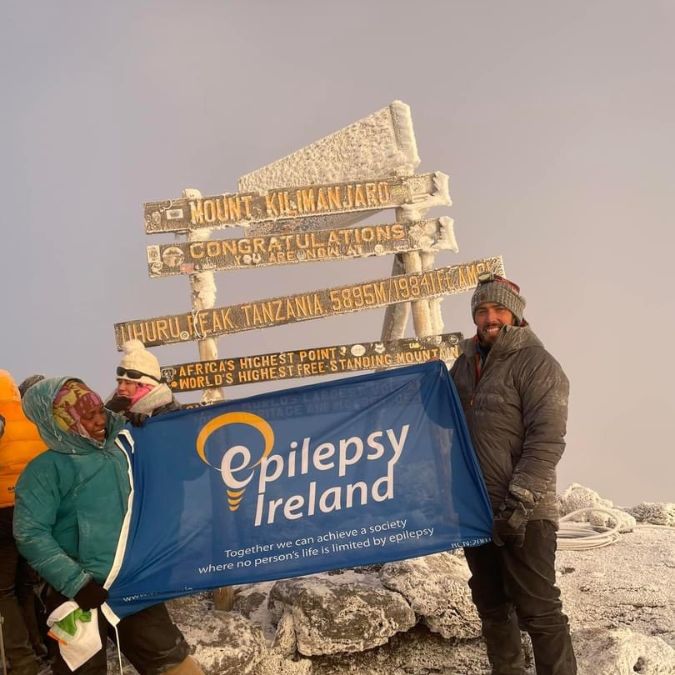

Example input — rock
[311,625,492,675]
[233,584,272,620]
[268,570,416,655]
[588,509,636,533]
[252,653,313,675]
[560,483,614,514]
[272,610,297,657]
[560,483,635,533]
[379,552,481,639]
[168,593,267,675]
[233,582,278,641]
[191,612,266,675]
[574,627,675,674]
[628,502,675,527]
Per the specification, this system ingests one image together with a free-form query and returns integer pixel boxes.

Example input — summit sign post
[121,100,473,612]
[118,100,508,388]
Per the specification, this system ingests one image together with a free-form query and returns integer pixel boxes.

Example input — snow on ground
[103,490,675,674]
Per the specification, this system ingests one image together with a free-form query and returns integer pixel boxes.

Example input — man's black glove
[74,580,108,610]
[492,485,537,548]
[125,412,148,427]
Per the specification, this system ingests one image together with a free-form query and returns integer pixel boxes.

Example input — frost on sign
[160,333,463,392]
[143,173,449,235]
[239,100,420,190]
[114,256,503,349]
[239,100,425,232]
[146,218,458,278]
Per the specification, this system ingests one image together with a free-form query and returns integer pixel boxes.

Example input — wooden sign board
[161,333,463,392]
[144,173,448,235]
[114,255,503,348]
[146,218,457,278]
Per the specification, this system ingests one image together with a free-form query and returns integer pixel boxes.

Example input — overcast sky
[3,1,673,505]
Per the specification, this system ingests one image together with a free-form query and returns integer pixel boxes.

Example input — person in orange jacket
[0,370,48,675]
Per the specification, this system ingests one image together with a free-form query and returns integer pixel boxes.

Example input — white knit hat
[117,340,161,386]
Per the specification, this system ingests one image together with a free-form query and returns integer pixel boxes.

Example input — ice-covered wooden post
[381,174,454,340]
[181,188,226,406]
[181,189,232,611]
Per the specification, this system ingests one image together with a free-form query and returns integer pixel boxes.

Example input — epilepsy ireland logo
[196,412,275,511]
[195,410,410,527]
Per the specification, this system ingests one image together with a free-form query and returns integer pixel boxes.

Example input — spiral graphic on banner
[196,412,275,511]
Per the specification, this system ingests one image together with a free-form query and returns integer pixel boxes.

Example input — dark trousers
[0,506,41,675]
[45,587,189,675]
[463,520,577,675]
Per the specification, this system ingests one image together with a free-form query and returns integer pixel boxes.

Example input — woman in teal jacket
[14,376,129,600]
[13,377,200,675]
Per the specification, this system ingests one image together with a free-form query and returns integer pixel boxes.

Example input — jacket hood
[460,325,544,359]
[22,377,126,455]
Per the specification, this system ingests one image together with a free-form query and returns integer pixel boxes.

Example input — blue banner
[105,361,492,620]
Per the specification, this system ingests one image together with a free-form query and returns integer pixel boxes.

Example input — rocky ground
[112,487,675,674]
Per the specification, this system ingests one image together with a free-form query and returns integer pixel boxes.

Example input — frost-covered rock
[252,653,313,675]
[588,508,636,533]
[271,610,297,657]
[171,597,266,675]
[233,584,270,619]
[379,552,481,639]
[560,483,614,513]
[574,627,675,674]
[628,502,675,527]
[268,571,416,655]
[233,582,278,641]
[560,483,635,532]
[311,625,492,675]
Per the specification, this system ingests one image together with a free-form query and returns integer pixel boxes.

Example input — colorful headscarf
[53,381,104,441]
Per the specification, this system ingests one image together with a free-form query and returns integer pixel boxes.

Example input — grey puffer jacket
[450,325,569,522]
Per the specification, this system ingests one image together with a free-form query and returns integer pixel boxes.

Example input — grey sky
[3,1,673,505]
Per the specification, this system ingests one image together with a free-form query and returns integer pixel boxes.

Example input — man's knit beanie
[117,340,161,386]
[471,274,526,325]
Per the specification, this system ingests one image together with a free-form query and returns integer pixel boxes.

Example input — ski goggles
[116,367,160,382]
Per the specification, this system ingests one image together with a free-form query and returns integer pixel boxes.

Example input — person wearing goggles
[450,273,576,674]
[106,340,180,425]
